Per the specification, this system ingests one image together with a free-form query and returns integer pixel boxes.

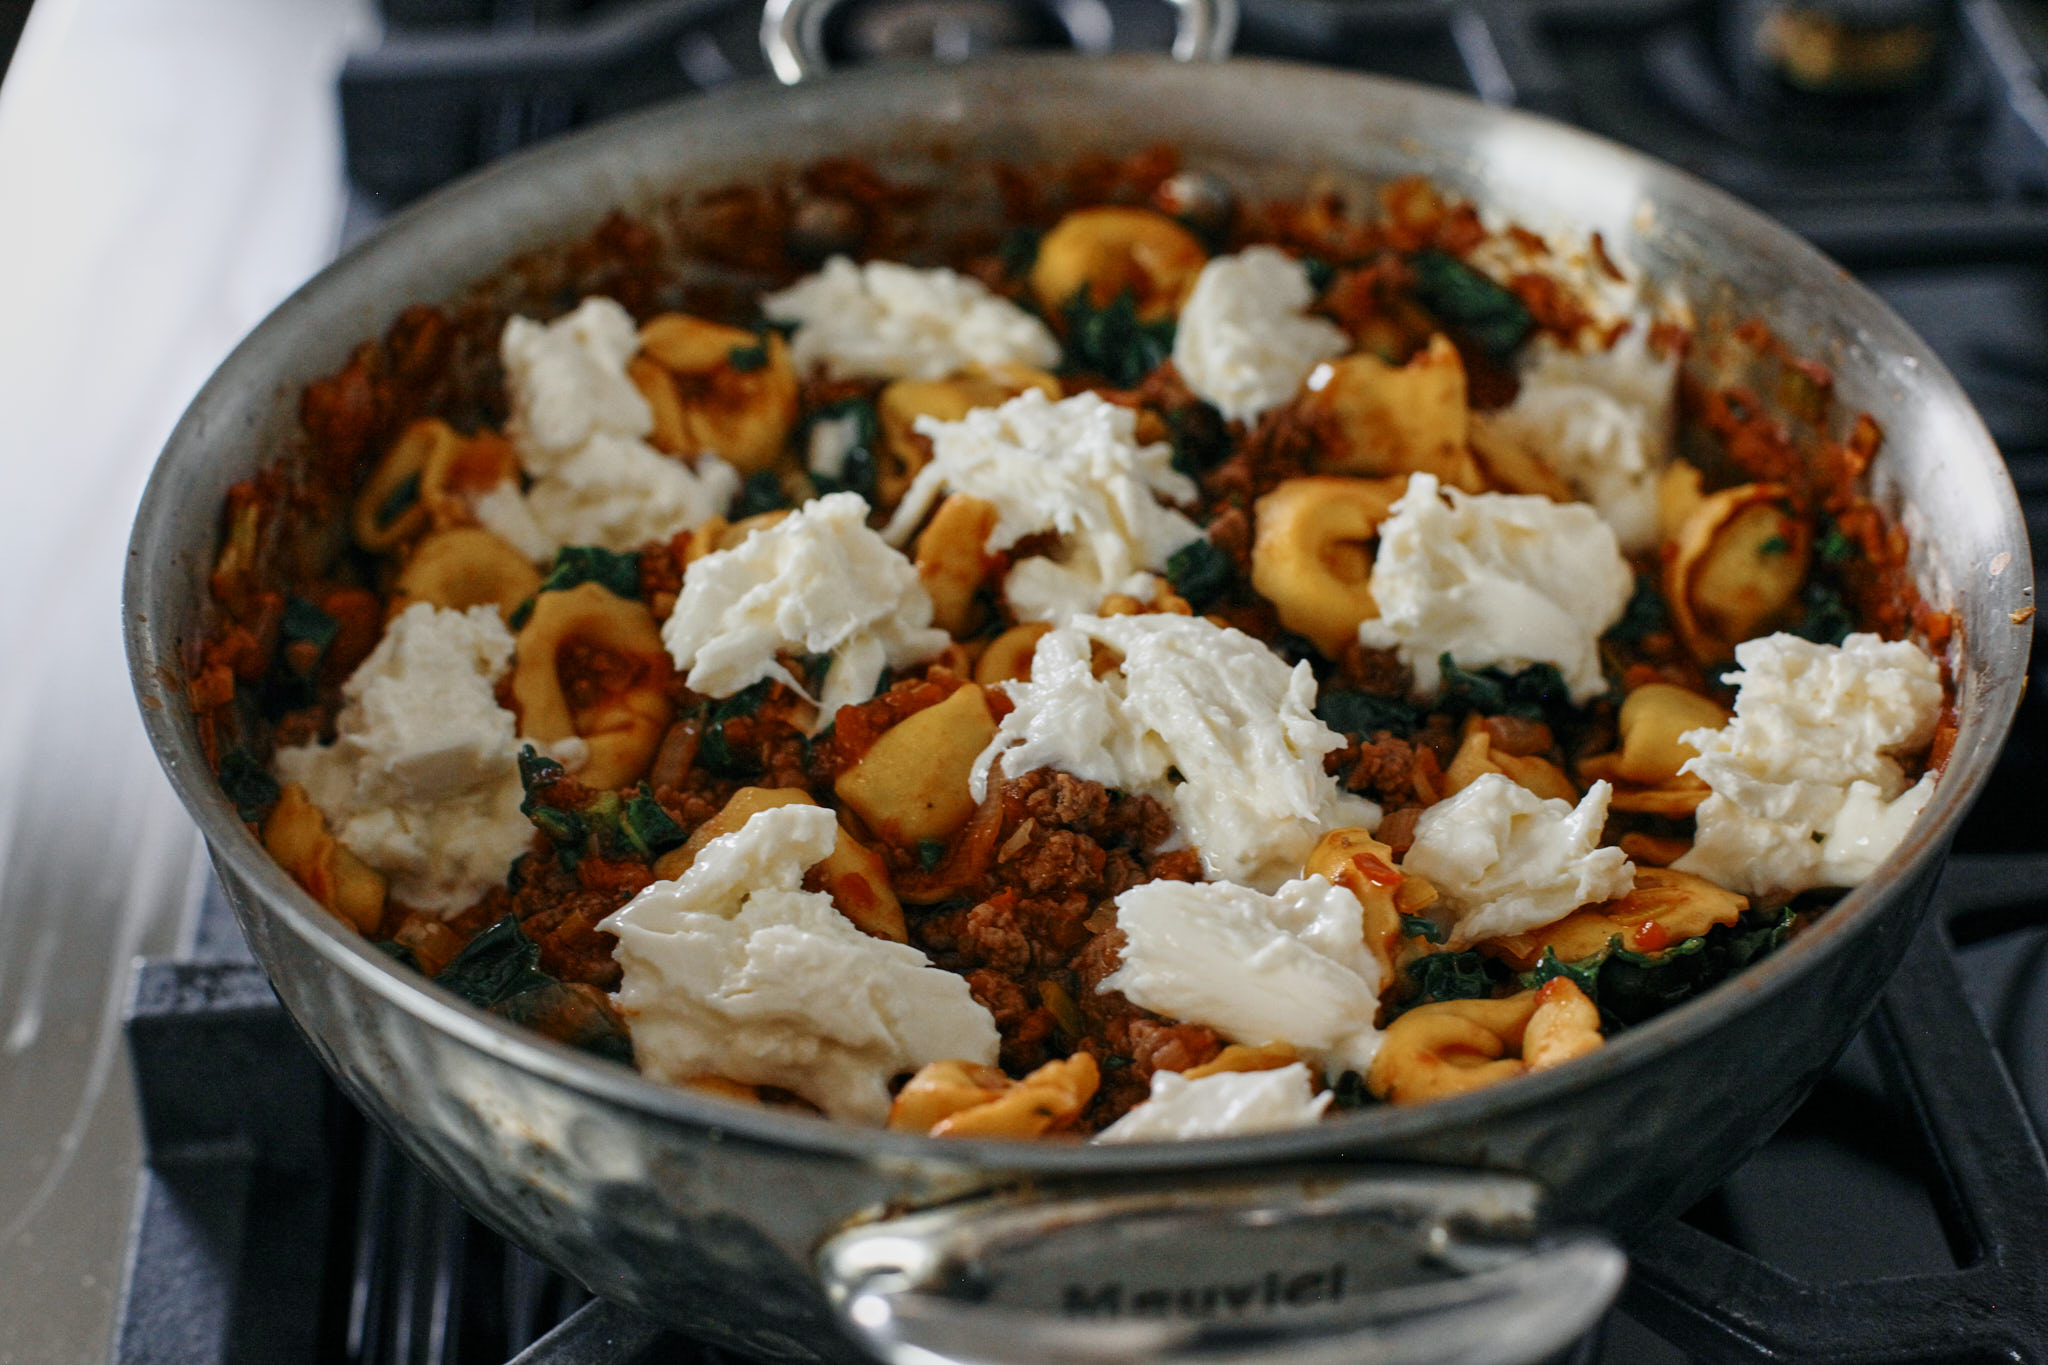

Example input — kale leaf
[698,680,776,780]
[1399,913,1448,945]
[1439,656,1573,726]
[1409,251,1534,357]
[804,399,882,503]
[1793,581,1855,648]
[726,339,769,373]
[998,227,1042,280]
[435,915,558,1011]
[1405,950,1502,1006]
[280,596,340,653]
[1166,401,1231,477]
[538,545,641,601]
[1317,688,1423,738]
[733,470,792,520]
[1166,538,1235,610]
[1605,574,1669,645]
[1061,288,1175,388]
[219,746,282,822]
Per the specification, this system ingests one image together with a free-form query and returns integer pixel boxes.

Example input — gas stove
[17,1,2048,1362]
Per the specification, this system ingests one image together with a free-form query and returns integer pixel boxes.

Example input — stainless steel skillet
[124,33,2030,1365]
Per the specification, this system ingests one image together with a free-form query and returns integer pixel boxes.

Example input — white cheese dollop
[1674,632,1944,900]
[273,604,533,916]
[522,431,741,555]
[1103,876,1384,1077]
[500,296,653,473]
[1400,773,1635,946]
[498,298,740,553]
[1170,247,1348,423]
[971,613,1380,891]
[598,804,1000,1124]
[762,256,1061,382]
[1483,325,1678,553]
[661,492,950,725]
[1357,472,1633,703]
[882,390,1203,626]
[1094,1063,1332,1143]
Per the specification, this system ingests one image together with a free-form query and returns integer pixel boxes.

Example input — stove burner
[110,858,2048,1364]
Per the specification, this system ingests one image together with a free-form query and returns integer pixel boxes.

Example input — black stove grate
[110,855,2048,1365]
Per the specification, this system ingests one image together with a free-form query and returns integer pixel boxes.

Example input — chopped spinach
[804,399,881,503]
[1605,574,1669,645]
[1405,950,1501,1006]
[491,980,634,1064]
[726,339,769,372]
[1316,688,1423,738]
[916,838,948,871]
[619,788,687,858]
[1399,913,1448,944]
[1439,656,1573,726]
[1301,255,1337,296]
[1793,581,1855,648]
[1166,401,1231,477]
[435,915,558,1011]
[219,746,281,822]
[1517,945,1607,998]
[539,545,641,601]
[698,680,776,780]
[374,471,421,529]
[1759,534,1792,557]
[1409,251,1534,358]
[280,596,339,653]
[1817,523,1856,566]
[732,470,791,520]
[1330,1069,1373,1110]
[517,746,587,863]
[1061,288,1175,388]
[1165,538,1235,610]
[998,227,1042,280]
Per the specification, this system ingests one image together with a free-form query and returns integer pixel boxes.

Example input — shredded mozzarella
[762,256,1060,382]
[1674,633,1944,899]
[1103,876,1384,1077]
[1170,247,1348,423]
[599,805,1000,1124]
[661,492,950,725]
[882,390,1202,626]
[972,613,1379,890]
[1094,1064,1332,1143]
[1357,472,1634,703]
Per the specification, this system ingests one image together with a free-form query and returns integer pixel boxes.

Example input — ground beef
[505,851,648,990]
[908,769,1203,1113]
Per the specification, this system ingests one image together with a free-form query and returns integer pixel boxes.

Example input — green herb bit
[1165,538,1235,610]
[916,838,948,871]
[998,226,1043,280]
[1793,581,1855,648]
[733,470,791,520]
[1061,287,1176,389]
[1301,255,1337,295]
[1166,401,1230,477]
[1399,913,1447,944]
[1330,1070,1373,1109]
[1409,251,1534,358]
[726,340,769,372]
[539,545,641,600]
[1516,945,1608,1000]
[374,470,421,529]
[280,596,340,652]
[1817,525,1856,565]
[1404,950,1499,1006]
[1605,574,1668,645]
[1759,534,1791,557]
[434,915,558,1010]
[508,597,536,631]
[620,788,687,857]
[1316,688,1423,738]
[219,746,282,822]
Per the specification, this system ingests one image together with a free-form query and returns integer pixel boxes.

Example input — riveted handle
[760,0,1238,84]
[816,1168,1626,1365]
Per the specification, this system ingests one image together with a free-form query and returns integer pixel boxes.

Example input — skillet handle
[815,1167,1626,1365]
[760,0,1238,84]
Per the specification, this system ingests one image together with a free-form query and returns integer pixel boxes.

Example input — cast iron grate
[109,853,2048,1364]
